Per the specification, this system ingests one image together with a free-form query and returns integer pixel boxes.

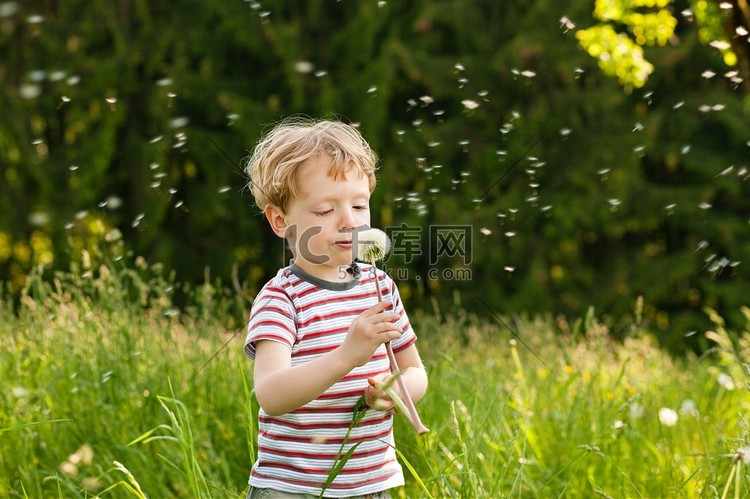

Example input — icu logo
[429,225,472,265]
[279,223,474,281]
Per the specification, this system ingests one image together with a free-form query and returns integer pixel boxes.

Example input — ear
[264,204,291,238]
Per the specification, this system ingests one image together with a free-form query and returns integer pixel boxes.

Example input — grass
[0,259,748,498]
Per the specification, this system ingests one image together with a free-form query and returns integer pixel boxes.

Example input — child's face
[280,155,372,280]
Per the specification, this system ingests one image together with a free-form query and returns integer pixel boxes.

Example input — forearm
[396,365,428,405]
[255,348,353,416]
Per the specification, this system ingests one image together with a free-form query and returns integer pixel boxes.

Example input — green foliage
[1,263,749,497]
[576,0,676,88]
[576,23,655,88]
[0,260,248,497]
[576,0,739,89]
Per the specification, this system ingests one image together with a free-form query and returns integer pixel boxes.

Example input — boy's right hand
[341,301,402,367]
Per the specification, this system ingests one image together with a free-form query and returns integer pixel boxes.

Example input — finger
[375,322,401,334]
[363,301,392,316]
[380,330,402,343]
[368,376,388,387]
[372,311,400,323]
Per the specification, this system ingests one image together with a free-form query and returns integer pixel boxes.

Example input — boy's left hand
[364,374,397,411]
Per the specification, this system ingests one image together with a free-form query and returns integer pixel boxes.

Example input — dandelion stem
[371,257,429,435]
[735,460,740,499]
[720,461,736,499]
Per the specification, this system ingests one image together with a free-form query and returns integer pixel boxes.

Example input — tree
[577,0,750,92]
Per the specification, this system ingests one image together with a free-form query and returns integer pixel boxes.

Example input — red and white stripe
[244,265,416,497]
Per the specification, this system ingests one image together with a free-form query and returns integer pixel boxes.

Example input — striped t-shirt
[244,263,417,497]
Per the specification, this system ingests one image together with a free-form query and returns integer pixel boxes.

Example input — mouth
[334,240,353,249]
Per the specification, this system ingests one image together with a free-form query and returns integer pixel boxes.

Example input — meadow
[1,260,749,498]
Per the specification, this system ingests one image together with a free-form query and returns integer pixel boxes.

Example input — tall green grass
[1,261,748,497]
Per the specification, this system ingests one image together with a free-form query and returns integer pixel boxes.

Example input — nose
[339,206,356,230]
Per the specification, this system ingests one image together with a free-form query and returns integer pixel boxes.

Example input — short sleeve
[385,276,416,353]
[244,285,297,359]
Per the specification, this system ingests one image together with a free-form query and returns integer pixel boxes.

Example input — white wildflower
[629,402,644,420]
[679,399,699,417]
[658,407,678,427]
[12,386,29,398]
[717,373,735,391]
[60,461,78,476]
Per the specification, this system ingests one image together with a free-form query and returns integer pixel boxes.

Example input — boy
[243,118,428,498]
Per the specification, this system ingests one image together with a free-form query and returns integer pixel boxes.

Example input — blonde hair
[245,117,378,211]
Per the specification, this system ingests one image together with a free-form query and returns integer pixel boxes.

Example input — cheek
[356,211,371,224]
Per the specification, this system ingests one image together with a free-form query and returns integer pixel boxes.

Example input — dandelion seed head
[12,386,29,398]
[717,373,735,390]
[355,228,389,262]
[679,399,699,416]
[629,402,644,420]
[658,407,678,427]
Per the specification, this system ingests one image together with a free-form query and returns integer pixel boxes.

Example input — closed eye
[313,209,333,216]
[353,205,369,211]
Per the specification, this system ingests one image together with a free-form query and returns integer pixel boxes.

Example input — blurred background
[1,0,748,352]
